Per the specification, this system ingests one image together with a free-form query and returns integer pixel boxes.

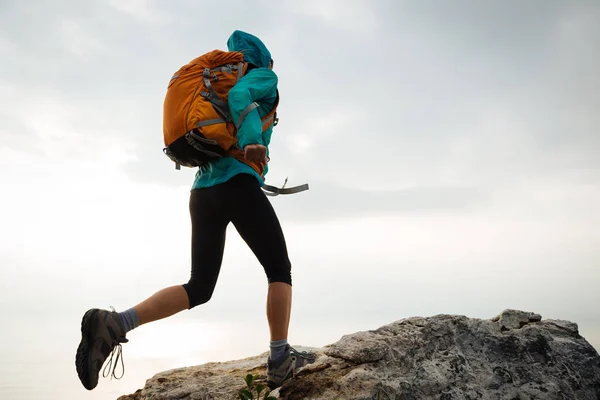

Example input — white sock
[270,339,288,360]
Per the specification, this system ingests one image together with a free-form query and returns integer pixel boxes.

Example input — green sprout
[239,374,278,400]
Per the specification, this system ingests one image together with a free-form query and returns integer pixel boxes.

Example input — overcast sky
[1,1,599,399]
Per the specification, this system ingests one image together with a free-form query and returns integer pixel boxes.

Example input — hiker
[75,30,315,391]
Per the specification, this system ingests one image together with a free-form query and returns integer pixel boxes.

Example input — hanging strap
[262,178,309,197]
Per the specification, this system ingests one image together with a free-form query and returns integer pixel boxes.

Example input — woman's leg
[133,185,230,325]
[227,174,293,342]
[133,285,190,325]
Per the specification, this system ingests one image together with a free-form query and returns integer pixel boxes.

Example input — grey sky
[1,1,599,399]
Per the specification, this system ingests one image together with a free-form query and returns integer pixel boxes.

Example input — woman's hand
[244,144,267,163]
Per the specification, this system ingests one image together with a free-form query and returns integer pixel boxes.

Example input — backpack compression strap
[200,68,234,121]
[262,177,309,197]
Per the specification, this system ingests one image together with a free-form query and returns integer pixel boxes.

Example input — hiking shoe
[267,345,317,389]
[75,308,128,390]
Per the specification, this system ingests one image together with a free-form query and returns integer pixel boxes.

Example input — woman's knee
[267,261,292,286]
[183,280,215,308]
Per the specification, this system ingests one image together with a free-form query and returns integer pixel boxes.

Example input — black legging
[183,173,292,308]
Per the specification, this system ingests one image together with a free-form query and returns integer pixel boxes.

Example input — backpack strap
[197,118,226,128]
[236,102,259,130]
[237,89,278,133]
[262,178,309,197]
[261,90,280,132]
[200,68,234,121]
[237,62,244,82]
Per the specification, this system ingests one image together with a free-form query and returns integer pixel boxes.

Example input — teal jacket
[191,31,278,190]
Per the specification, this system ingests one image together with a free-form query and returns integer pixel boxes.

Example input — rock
[492,309,544,331]
[119,310,600,400]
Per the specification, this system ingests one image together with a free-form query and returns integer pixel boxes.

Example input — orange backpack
[162,49,278,173]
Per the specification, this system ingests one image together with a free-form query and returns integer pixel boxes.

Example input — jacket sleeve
[228,68,278,149]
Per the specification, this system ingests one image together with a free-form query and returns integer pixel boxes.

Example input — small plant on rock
[239,374,277,400]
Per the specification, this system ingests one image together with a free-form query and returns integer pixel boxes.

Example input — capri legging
[183,173,292,308]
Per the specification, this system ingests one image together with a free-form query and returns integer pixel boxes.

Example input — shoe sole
[267,375,289,390]
[76,309,98,390]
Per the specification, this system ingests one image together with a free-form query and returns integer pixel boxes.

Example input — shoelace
[290,347,317,362]
[103,306,126,380]
[102,340,126,380]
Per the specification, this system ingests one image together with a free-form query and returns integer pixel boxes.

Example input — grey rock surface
[118,310,600,400]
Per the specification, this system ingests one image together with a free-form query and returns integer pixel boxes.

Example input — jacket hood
[227,30,272,68]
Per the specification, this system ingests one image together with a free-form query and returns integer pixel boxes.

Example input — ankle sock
[270,339,288,360]
[118,308,139,333]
